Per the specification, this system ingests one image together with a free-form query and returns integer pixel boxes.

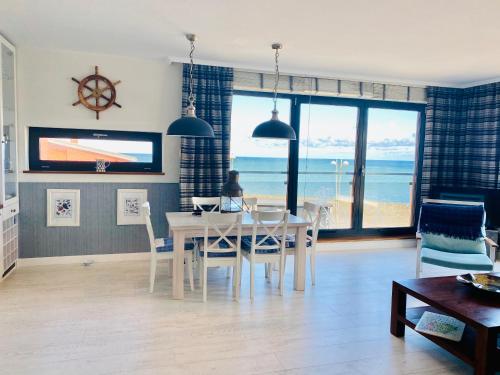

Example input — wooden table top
[395,274,500,329]
[166,211,310,230]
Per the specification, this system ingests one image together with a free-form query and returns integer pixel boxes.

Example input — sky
[230,95,418,161]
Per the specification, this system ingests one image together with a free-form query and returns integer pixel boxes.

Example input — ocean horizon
[231,156,414,204]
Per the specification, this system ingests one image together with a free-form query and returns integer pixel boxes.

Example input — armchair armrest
[485,237,498,263]
[485,236,498,248]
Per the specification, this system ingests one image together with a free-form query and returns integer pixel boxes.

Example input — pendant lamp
[252,43,296,140]
[167,34,214,138]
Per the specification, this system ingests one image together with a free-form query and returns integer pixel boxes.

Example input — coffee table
[391,274,500,375]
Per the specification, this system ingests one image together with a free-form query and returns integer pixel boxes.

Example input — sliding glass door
[294,98,425,237]
[362,108,419,229]
[231,91,425,237]
[230,94,291,209]
[297,104,358,229]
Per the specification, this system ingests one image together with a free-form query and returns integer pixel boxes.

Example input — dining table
[166,211,311,300]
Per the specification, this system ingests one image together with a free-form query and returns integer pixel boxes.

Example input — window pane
[298,104,358,229]
[362,108,418,228]
[230,95,291,209]
[39,138,153,163]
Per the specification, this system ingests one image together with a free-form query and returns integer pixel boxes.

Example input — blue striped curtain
[179,64,234,211]
[421,83,500,197]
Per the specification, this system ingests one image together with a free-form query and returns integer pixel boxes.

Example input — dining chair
[416,199,497,278]
[241,210,289,301]
[198,212,242,302]
[191,197,221,274]
[143,202,194,293]
[282,201,321,285]
[243,197,258,211]
[192,197,220,212]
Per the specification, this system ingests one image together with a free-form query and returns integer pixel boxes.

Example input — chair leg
[264,263,269,279]
[202,264,208,302]
[226,266,231,279]
[187,253,194,291]
[416,260,422,278]
[250,258,255,302]
[149,257,156,293]
[268,262,273,284]
[232,264,239,301]
[310,249,316,286]
[416,239,422,278]
[239,257,243,287]
[279,256,285,296]
[166,259,172,277]
[199,258,204,288]
[236,260,241,301]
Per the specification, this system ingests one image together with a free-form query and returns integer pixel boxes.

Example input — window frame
[232,90,426,238]
[28,127,163,173]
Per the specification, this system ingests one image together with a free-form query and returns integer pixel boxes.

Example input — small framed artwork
[47,189,80,227]
[117,189,148,225]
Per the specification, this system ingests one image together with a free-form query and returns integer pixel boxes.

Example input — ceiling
[1,0,499,87]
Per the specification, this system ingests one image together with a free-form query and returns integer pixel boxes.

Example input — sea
[232,157,415,203]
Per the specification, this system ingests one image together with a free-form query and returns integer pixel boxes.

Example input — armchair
[416,199,497,278]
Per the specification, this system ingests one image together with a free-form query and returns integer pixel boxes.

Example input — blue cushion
[198,237,237,258]
[283,234,312,249]
[241,235,280,254]
[421,247,494,271]
[156,238,195,253]
[421,232,487,255]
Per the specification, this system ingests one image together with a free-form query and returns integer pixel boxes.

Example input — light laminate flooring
[1,248,498,375]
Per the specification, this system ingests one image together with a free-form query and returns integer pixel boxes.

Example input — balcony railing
[237,170,415,229]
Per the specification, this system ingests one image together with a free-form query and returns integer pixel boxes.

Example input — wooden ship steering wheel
[72,66,121,119]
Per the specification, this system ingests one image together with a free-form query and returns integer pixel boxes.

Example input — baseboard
[18,252,150,267]
[317,238,416,252]
[18,239,416,266]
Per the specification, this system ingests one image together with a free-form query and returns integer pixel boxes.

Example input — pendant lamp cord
[273,47,279,112]
[188,39,195,107]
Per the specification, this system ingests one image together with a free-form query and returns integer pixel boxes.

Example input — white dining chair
[241,210,289,301]
[243,197,258,211]
[192,197,220,212]
[198,212,242,302]
[143,202,194,293]
[283,201,321,285]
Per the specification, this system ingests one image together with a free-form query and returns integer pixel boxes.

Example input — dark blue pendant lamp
[167,34,215,138]
[252,43,296,140]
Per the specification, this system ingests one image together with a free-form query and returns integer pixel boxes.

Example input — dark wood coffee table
[391,274,500,375]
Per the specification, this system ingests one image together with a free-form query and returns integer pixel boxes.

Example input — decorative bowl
[456,273,500,294]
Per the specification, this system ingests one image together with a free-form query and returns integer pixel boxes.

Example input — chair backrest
[419,199,486,255]
[192,197,220,212]
[250,210,289,253]
[202,212,242,255]
[302,201,322,241]
[243,197,258,212]
[142,202,156,253]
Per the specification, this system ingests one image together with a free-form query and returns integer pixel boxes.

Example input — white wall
[16,47,182,183]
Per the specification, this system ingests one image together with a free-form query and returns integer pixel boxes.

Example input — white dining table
[165,211,311,300]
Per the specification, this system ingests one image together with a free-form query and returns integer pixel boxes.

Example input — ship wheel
[72,66,122,119]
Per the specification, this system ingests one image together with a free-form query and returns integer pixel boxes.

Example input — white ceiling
[1,0,499,87]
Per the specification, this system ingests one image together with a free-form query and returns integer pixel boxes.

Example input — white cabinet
[0,35,19,280]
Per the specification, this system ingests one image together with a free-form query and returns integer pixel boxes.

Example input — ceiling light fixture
[252,43,296,140]
[167,34,215,138]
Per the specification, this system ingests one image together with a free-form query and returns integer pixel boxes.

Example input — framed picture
[117,189,148,225]
[47,189,80,227]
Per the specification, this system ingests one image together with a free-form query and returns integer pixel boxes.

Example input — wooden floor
[1,248,498,375]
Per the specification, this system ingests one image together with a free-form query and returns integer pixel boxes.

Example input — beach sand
[249,195,413,229]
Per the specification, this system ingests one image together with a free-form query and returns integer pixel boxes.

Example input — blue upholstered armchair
[416,199,497,278]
